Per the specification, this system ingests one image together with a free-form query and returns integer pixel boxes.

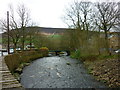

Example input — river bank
[84,58,120,88]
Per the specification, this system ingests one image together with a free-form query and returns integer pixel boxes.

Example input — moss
[70,49,81,59]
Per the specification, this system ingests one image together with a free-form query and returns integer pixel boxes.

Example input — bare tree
[17,4,31,50]
[63,1,93,30]
[0,6,21,52]
[96,2,119,39]
[95,2,120,55]
[0,4,31,52]
[63,1,95,52]
[0,21,21,53]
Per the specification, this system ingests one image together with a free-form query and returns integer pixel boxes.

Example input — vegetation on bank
[4,48,49,78]
[70,50,119,87]
[86,58,120,88]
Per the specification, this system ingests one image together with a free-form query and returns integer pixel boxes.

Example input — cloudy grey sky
[0,0,118,29]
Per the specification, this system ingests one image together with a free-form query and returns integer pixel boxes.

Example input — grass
[70,49,81,59]
[97,54,118,60]
[79,54,118,62]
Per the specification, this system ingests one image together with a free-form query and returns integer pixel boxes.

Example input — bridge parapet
[49,50,70,56]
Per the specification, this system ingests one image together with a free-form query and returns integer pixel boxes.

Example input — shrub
[5,53,21,72]
[97,54,118,60]
[28,54,43,61]
[71,49,81,59]
[80,54,118,62]
[80,55,98,62]
[39,47,49,56]
[4,50,45,73]
[40,47,49,51]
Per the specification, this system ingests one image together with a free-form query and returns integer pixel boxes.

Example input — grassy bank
[71,50,119,88]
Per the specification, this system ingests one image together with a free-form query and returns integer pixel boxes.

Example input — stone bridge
[49,50,70,56]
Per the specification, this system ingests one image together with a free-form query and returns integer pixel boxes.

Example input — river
[20,56,107,88]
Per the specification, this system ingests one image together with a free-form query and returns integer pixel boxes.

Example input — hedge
[4,50,48,73]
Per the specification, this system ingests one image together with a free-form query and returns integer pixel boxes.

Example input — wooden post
[7,11,10,54]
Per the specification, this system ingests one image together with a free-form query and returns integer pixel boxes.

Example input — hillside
[1,27,72,38]
[25,27,70,35]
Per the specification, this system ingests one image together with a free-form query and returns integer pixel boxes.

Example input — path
[20,56,107,88]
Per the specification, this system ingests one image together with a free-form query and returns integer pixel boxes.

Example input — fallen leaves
[86,59,120,88]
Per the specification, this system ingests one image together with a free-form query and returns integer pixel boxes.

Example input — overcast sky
[0,0,119,29]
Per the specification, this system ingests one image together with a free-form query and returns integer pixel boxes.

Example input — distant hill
[1,27,72,37]
[25,27,71,35]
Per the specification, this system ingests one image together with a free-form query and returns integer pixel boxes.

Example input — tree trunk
[22,27,25,51]
[14,43,17,53]
[104,30,111,55]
